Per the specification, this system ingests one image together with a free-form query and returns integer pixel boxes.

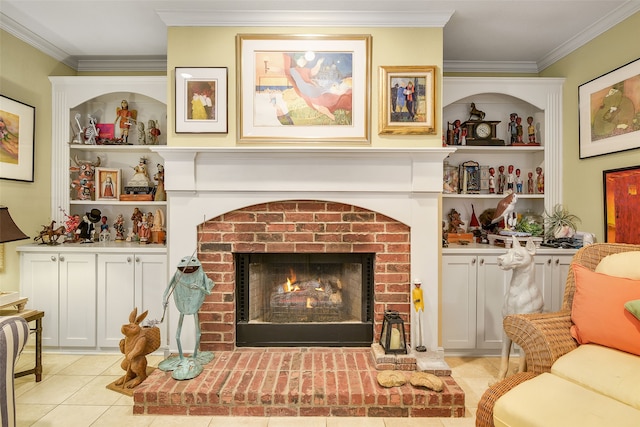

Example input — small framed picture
[96,123,115,140]
[175,67,228,133]
[378,65,436,135]
[95,168,120,200]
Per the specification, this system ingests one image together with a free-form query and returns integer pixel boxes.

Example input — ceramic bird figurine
[491,192,518,229]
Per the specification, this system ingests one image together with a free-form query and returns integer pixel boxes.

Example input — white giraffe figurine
[494,237,544,382]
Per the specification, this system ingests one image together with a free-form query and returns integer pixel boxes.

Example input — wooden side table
[0,308,44,382]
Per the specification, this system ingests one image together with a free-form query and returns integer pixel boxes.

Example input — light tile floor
[14,350,518,427]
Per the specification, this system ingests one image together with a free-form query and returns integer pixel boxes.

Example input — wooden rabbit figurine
[115,307,160,388]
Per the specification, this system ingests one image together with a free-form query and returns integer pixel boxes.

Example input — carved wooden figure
[114,308,160,389]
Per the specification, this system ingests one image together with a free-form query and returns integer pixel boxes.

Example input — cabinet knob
[59,256,65,262]
[479,258,484,266]
[127,257,132,263]
[555,259,560,265]
[51,256,57,262]
[547,259,552,265]
[135,257,140,263]
[471,258,476,265]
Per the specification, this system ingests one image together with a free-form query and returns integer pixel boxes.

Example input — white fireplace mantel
[152,146,454,352]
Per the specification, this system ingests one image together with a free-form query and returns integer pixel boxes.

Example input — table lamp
[0,206,29,271]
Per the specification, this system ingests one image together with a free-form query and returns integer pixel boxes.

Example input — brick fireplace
[154,147,453,354]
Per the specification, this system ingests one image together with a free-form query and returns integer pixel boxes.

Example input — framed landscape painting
[237,34,371,143]
[579,58,640,159]
[0,95,35,182]
[378,65,436,135]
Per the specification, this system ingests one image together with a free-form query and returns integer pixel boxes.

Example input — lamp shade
[0,207,29,243]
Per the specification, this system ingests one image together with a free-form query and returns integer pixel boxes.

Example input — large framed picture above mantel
[579,58,640,159]
[0,95,35,182]
[237,34,372,144]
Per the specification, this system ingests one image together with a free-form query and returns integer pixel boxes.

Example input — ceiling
[1,1,638,73]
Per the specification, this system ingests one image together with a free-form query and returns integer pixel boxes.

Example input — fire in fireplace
[236,252,374,347]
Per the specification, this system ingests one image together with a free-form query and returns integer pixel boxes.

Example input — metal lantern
[379,310,407,354]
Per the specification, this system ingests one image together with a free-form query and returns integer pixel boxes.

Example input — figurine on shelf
[77,209,101,243]
[113,213,125,241]
[527,171,534,194]
[527,116,536,143]
[114,99,137,143]
[515,168,523,193]
[70,154,101,200]
[452,119,462,145]
[131,207,143,237]
[137,121,145,145]
[506,164,515,192]
[147,120,161,145]
[153,164,166,201]
[536,167,545,194]
[138,215,150,244]
[516,116,523,143]
[489,167,496,194]
[468,103,485,121]
[128,158,152,187]
[491,193,518,230]
[447,209,466,234]
[508,113,518,144]
[99,216,110,242]
[497,165,506,194]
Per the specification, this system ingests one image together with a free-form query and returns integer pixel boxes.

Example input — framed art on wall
[579,58,640,159]
[603,165,640,244]
[237,34,371,143]
[175,67,228,133]
[378,66,436,135]
[95,167,121,200]
[0,95,35,182]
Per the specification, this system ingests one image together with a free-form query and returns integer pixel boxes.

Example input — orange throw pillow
[570,264,640,356]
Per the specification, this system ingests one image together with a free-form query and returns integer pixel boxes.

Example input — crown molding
[76,57,167,72]
[443,60,539,74]
[537,1,640,71]
[156,9,454,28]
[0,12,78,70]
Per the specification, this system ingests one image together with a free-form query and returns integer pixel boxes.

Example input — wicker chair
[476,242,640,427]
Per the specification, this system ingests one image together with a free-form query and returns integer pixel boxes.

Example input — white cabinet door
[533,255,554,313]
[20,253,60,346]
[476,256,511,350]
[442,255,477,349]
[97,254,136,348]
[97,253,167,348]
[58,253,97,347]
[135,253,168,346]
[551,254,573,312]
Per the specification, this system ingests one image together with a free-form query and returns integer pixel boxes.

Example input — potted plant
[544,204,581,241]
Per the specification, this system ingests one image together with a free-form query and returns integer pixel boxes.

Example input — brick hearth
[133,348,465,417]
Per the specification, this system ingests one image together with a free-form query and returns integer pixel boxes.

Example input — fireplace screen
[236,253,374,347]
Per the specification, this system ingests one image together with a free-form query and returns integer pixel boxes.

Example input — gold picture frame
[237,34,371,143]
[378,66,436,135]
[95,167,121,200]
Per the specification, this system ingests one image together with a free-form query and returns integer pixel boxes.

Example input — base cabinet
[19,244,167,352]
[20,252,96,347]
[97,253,167,348]
[442,250,575,353]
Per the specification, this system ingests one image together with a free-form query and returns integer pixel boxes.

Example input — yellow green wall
[0,30,75,290]
[167,27,444,148]
[540,12,640,242]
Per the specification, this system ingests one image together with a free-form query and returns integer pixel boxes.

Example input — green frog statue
[159,255,215,380]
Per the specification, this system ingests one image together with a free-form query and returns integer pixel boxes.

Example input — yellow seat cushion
[493,372,640,427]
[551,344,640,410]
